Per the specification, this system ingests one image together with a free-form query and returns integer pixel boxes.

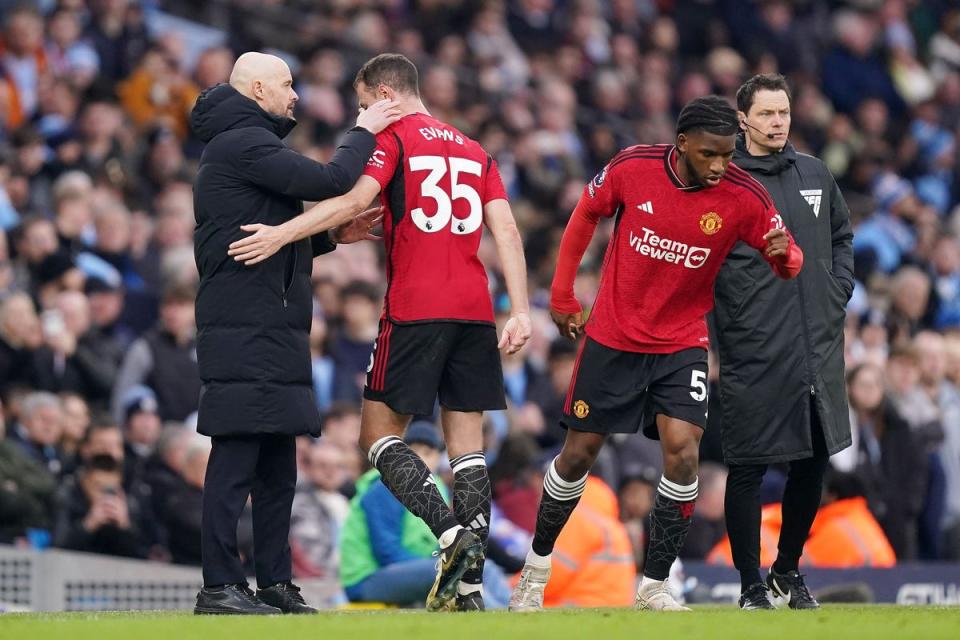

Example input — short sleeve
[362,131,400,190]
[482,156,508,203]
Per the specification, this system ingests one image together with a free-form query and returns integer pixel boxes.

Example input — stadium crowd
[1,0,960,606]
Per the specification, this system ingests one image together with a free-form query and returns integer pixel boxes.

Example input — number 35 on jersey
[408,155,483,235]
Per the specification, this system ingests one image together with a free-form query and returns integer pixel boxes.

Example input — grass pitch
[1,606,958,640]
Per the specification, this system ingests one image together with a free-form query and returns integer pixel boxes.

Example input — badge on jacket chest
[800,189,822,217]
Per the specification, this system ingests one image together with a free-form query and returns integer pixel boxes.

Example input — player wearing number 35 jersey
[223,54,531,613]
[509,96,804,613]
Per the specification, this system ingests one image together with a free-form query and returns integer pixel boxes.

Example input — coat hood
[190,83,296,143]
[733,134,797,176]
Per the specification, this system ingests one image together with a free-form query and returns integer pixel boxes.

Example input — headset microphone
[742,120,777,140]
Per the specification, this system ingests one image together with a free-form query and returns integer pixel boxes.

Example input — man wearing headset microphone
[712,74,854,610]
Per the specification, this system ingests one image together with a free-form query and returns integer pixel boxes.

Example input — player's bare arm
[484,198,532,354]
[228,176,383,265]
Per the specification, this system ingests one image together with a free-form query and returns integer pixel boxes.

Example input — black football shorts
[364,320,507,416]
[561,337,709,439]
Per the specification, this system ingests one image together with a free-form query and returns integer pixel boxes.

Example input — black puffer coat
[190,83,375,437]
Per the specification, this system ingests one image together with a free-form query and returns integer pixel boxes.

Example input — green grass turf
[1,606,958,640]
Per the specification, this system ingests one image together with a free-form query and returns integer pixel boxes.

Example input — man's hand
[83,499,111,532]
[330,207,383,245]
[228,223,292,265]
[497,312,532,355]
[356,99,402,134]
[763,228,790,260]
[551,307,584,341]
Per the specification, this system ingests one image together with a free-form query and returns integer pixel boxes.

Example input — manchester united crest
[573,400,590,419]
[699,212,722,235]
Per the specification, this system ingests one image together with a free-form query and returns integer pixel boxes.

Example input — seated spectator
[58,391,90,473]
[120,385,162,486]
[33,250,85,310]
[117,46,199,141]
[8,390,63,477]
[330,281,380,404]
[31,290,117,406]
[53,454,147,558]
[340,422,511,607]
[489,432,542,533]
[112,283,199,423]
[0,395,56,544]
[164,441,209,566]
[837,363,926,559]
[142,424,191,548]
[320,402,365,495]
[309,312,335,414]
[541,476,636,608]
[290,441,350,579]
[84,275,136,357]
[0,291,43,394]
[526,338,578,450]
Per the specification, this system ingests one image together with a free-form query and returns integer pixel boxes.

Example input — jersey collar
[664,146,705,192]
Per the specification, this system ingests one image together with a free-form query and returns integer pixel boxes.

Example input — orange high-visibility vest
[707,498,896,568]
[0,46,48,129]
[803,497,896,567]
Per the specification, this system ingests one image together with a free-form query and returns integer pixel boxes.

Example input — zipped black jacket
[713,136,854,464]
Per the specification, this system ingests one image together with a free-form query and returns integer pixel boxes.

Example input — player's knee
[665,443,699,484]
[556,448,595,480]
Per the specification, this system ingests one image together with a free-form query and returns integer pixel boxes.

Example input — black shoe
[425,529,484,612]
[194,584,282,615]
[455,591,485,611]
[738,582,775,610]
[767,569,820,609]
[257,581,318,614]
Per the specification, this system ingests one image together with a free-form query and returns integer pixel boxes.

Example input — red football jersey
[571,144,799,353]
[363,112,507,324]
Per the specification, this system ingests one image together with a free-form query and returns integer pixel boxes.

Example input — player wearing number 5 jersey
[508,96,804,613]
[227,54,531,612]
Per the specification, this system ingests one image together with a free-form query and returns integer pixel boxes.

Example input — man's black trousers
[724,402,830,588]
[201,434,296,588]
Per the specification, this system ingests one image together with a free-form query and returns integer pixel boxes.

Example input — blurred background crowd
[1,0,960,607]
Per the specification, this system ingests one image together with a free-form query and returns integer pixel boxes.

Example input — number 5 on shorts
[689,370,707,401]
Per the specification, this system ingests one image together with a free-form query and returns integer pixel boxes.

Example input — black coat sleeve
[240,126,377,204]
[311,233,337,257]
[827,174,855,298]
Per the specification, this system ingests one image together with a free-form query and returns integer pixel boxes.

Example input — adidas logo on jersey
[628,227,711,269]
[800,189,822,217]
[637,201,654,214]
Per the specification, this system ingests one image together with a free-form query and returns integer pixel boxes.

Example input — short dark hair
[676,95,739,136]
[162,282,196,305]
[340,280,380,303]
[353,53,420,96]
[736,73,792,114]
[83,453,121,475]
[82,417,120,446]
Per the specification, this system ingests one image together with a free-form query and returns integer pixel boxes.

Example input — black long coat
[190,83,375,437]
[713,138,854,464]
